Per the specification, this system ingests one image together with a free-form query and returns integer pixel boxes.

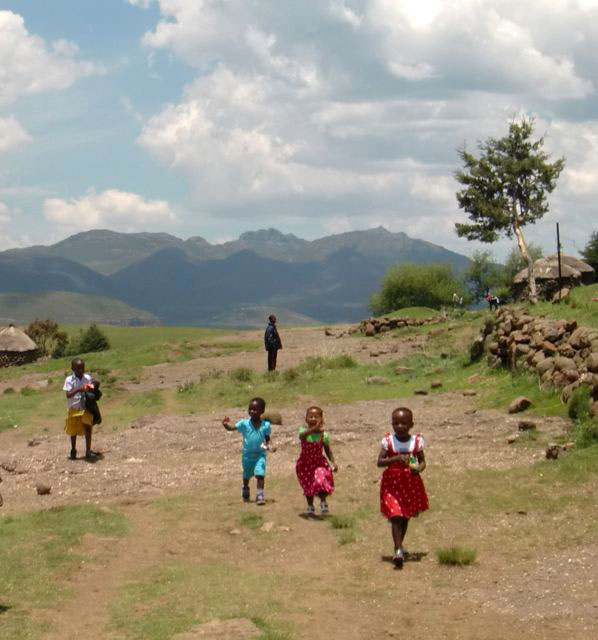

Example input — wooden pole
[557,222,562,301]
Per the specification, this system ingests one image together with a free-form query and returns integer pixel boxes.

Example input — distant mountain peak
[238,228,302,243]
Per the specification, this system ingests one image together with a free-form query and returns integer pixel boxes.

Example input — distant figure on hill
[264,314,282,371]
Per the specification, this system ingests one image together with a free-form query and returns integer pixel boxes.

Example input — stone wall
[484,308,598,415]
[358,315,444,336]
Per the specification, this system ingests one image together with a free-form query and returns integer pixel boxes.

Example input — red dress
[380,433,429,519]
[296,430,334,497]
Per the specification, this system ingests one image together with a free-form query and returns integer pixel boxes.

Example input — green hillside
[0,291,159,326]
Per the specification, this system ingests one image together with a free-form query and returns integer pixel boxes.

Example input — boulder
[509,396,532,414]
[35,483,51,496]
[554,356,576,372]
[364,323,375,337]
[518,420,537,431]
[586,353,598,374]
[262,411,283,425]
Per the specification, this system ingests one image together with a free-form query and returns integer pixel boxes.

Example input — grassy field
[2,305,598,639]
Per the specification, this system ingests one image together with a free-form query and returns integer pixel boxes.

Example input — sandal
[393,549,404,569]
[256,491,266,506]
[85,450,100,461]
[306,505,315,516]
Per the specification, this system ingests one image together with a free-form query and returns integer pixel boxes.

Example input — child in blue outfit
[222,397,275,505]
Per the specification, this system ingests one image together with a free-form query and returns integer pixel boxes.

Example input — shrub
[177,381,197,395]
[574,419,598,448]
[436,546,477,566]
[568,386,592,421]
[25,318,68,358]
[371,263,468,314]
[69,324,110,355]
[20,386,35,396]
[3,387,16,394]
[329,514,356,530]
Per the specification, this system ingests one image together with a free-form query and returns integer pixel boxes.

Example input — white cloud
[0,201,32,250]
[0,11,104,104]
[0,115,32,152]
[43,189,177,231]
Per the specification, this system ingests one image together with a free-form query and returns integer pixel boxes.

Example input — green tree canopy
[580,230,598,276]
[370,263,468,314]
[455,117,564,303]
[25,318,68,358]
[463,250,502,302]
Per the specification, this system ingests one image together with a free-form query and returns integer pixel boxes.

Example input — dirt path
[2,325,598,639]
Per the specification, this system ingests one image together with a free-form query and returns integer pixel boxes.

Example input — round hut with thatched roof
[513,254,595,300]
[0,325,39,367]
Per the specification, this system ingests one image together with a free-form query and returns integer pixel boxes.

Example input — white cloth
[63,373,92,409]
[381,433,425,454]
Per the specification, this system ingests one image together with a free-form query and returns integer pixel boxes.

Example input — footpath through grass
[0,505,128,640]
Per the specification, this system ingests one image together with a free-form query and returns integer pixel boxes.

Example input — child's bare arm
[299,423,323,440]
[222,416,236,431]
[264,435,276,452]
[377,446,409,467]
[324,443,338,471]
[416,449,426,472]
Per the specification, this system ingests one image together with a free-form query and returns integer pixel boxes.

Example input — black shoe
[69,449,77,460]
[242,486,250,502]
[85,450,100,461]
[393,550,404,569]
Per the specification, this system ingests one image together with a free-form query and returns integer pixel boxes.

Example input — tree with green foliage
[580,230,598,277]
[70,324,110,354]
[501,243,544,288]
[370,263,468,314]
[25,318,68,358]
[455,117,565,303]
[463,250,502,302]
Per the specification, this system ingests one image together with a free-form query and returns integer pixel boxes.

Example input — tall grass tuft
[229,367,254,383]
[436,545,477,566]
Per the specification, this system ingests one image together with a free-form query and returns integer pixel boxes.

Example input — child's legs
[390,517,409,550]
[254,457,267,491]
[306,495,315,506]
[70,435,77,450]
[317,491,328,501]
[84,425,93,452]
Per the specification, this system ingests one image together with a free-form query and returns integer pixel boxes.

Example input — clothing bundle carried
[82,381,103,425]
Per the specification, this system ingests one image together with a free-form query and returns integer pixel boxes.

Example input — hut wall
[0,350,39,368]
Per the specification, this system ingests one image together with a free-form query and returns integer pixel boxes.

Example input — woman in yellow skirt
[64,358,98,460]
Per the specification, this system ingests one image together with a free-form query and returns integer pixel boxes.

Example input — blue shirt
[235,418,271,457]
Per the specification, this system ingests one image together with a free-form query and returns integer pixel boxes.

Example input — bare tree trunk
[513,218,537,304]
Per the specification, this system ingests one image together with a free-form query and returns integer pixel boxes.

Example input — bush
[25,318,68,358]
[370,263,468,314]
[69,324,110,355]
[574,419,598,448]
[568,386,592,421]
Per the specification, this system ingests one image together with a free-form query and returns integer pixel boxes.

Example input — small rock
[28,438,42,447]
[430,380,443,389]
[260,521,275,532]
[518,420,537,431]
[324,327,334,336]
[507,434,519,444]
[229,529,241,536]
[366,376,390,385]
[464,409,477,415]
[36,483,51,495]
[394,367,413,375]
[0,462,16,473]
[509,396,532,414]
[545,444,561,459]
[277,525,291,532]
[414,389,428,396]
[462,389,477,397]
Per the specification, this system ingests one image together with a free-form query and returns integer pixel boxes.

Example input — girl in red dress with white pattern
[296,406,338,516]
[377,406,428,568]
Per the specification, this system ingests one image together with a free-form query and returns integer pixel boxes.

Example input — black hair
[268,315,276,323]
[249,397,266,412]
[392,407,413,420]
[305,405,323,416]
[71,358,84,369]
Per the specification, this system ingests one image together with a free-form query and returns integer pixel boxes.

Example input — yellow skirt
[65,408,94,436]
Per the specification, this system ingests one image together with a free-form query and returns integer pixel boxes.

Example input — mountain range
[0,227,470,327]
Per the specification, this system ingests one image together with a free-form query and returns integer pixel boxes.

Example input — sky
[1,0,597,260]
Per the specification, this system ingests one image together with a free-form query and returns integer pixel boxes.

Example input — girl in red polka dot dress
[296,406,338,516]
[377,406,428,568]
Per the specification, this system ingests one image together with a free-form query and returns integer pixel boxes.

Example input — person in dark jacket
[264,315,282,371]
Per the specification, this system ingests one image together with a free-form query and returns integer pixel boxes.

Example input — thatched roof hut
[0,324,39,367]
[513,254,595,300]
